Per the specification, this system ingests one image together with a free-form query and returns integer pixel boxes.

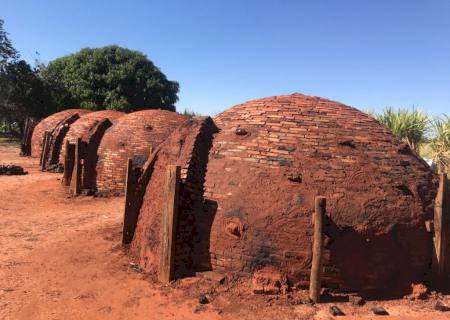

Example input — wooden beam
[39,131,46,166]
[122,158,137,244]
[20,117,30,155]
[24,118,35,156]
[159,165,181,283]
[40,131,50,170]
[433,174,448,284]
[62,141,75,186]
[70,138,82,196]
[309,196,326,303]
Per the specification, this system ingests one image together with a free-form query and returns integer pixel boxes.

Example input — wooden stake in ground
[20,117,30,156]
[122,158,137,244]
[62,141,76,186]
[309,196,326,303]
[40,131,51,169]
[70,138,82,196]
[159,165,181,283]
[433,174,448,284]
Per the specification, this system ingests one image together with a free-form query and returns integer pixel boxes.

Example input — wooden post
[433,174,448,284]
[20,117,29,155]
[70,138,82,195]
[22,117,29,144]
[24,118,35,156]
[159,165,181,283]
[309,196,326,303]
[40,131,50,170]
[39,131,47,166]
[122,158,137,244]
[62,141,75,186]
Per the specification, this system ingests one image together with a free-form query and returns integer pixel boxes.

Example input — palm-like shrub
[374,107,429,153]
[430,116,450,173]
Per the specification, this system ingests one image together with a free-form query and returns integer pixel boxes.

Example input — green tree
[40,46,179,112]
[0,19,18,68]
[374,107,429,153]
[0,60,54,135]
[430,115,450,173]
[0,20,53,136]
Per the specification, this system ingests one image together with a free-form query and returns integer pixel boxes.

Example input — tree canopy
[0,19,54,136]
[0,19,18,68]
[40,46,179,112]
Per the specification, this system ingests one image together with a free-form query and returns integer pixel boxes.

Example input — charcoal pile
[0,164,28,175]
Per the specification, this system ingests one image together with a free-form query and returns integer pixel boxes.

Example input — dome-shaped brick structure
[31,109,91,160]
[95,110,187,195]
[58,110,125,191]
[128,93,437,294]
[59,110,124,164]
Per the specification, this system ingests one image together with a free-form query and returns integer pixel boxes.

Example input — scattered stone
[197,271,227,285]
[0,164,27,175]
[372,306,389,315]
[349,295,365,306]
[329,305,345,316]
[409,283,428,300]
[198,294,209,304]
[435,301,450,312]
[129,262,142,273]
[251,266,288,295]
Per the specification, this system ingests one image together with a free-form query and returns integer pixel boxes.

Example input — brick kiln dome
[59,110,125,164]
[129,93,437,294]
[95,109,187,195]
[31,109,91,158]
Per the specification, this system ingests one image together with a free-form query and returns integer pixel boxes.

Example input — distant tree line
[0,19,179,137]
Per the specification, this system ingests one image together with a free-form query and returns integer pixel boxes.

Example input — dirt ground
[1,141,449,320]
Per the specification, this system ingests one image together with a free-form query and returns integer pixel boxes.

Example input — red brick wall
[203,93,436,292]
[30,109,91,158]
[130,117,217,277]
[59,110,124,164]
[129,93,437,293]
[95,110,187,196]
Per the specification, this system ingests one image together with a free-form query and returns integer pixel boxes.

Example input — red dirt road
[0,142,219,320]
[0,142,449,319]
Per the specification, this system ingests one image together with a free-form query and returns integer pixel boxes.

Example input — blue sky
[2,0,450,116]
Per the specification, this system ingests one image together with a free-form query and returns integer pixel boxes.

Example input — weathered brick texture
[130,117,218,277]
[96,110,187,195]
[204,93,437,293]
[59,110,124,165]
[30,109,91,158]
[129,93,437,294]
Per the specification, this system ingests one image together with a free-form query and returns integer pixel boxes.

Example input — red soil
[0,142,448,320]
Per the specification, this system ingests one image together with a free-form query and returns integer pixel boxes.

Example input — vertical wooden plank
[63,143,75,186]
[39,131,47,166]
[122,158,137,244]
[62,140,71,186]
[70,138,82,195]
[40,131,50,170]
[159,165,181,283]
[433,174,447,284]
[309,196,326,303]
[24,118,35,156]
